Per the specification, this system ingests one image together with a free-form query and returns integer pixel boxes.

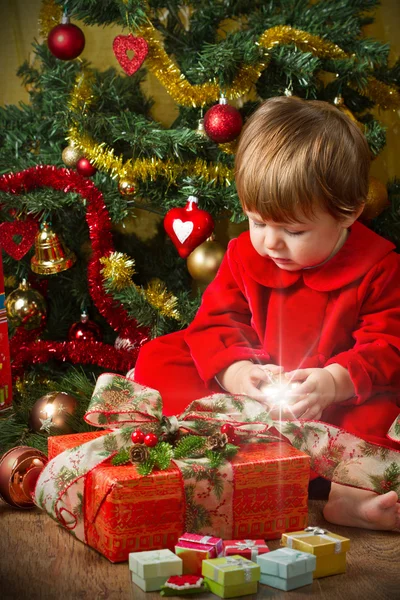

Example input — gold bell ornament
[5,279,47,330]
[31,222,76,275]
[187,237,225,284]
[361,176,389,222]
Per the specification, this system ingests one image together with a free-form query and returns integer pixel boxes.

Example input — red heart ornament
[164,197,214,258]
[0,217,39,259]
[112,34,148,76]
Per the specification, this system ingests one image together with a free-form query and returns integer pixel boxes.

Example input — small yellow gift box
[281,527,350,578]
[202,555,260,598]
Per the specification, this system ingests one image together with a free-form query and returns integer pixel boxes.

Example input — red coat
[135,221,400,448]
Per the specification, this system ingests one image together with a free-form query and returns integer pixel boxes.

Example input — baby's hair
[235,96,371,223]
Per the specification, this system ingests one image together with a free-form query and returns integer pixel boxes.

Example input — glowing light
[44,403,55,418]
[258,380,300,406]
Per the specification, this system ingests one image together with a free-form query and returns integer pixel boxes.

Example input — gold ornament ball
[61,144,82,168]
[118,178,136,196]
[0,446,48,508]
[187,239,225,283]
[361,176,389,221]
[5,280,47,330]
[29,391,78,434]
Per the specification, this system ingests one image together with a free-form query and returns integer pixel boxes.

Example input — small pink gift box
[175,533,224,574]
[223,539,270,561]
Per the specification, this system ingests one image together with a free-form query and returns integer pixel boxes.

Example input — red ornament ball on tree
[131,429,145,444]
[68,313,102,342]
[144,433,158,447]
[204,101,243,143]
[48,23,85,61]
[76,157,97,177]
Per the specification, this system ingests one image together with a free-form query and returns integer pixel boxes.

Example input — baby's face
[246,208,348,271]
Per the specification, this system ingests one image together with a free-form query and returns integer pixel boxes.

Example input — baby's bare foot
[323,484,400,531]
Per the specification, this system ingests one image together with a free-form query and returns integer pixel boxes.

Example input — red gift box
[0,252,12,410]
[223,539,270,560]
[48,432,310,563]
[175,532,224,575]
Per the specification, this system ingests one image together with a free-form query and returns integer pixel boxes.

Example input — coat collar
[234,221,396,291]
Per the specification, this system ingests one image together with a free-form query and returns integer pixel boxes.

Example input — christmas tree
[0,0,399,454]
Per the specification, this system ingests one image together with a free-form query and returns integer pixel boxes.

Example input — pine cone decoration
[130,444,149,463]
[206,432,228,451]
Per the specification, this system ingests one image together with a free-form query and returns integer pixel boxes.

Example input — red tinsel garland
[0,164,149,374]
[10,340,138,379]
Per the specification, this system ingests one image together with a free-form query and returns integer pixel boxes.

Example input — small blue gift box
[257,547,316,591]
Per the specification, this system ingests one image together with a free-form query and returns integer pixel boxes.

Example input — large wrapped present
[281,527,350,578]
[257,547,316,591]
[36,374,400,564]
[0,252,12,410]
[47,429,310,562]
[202,555,260,598]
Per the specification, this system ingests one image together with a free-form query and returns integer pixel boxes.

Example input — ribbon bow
[304,527,327,535]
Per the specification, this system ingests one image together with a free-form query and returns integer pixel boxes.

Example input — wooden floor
[0,499,399,600]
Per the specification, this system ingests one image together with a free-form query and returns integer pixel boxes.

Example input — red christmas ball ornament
[144,433,158,447]
[76,157,97,177]
[47,15,85,61]
[68,312,102,342]
[164,196,214,258]
[204,97,243,144]
[131,429,145,444]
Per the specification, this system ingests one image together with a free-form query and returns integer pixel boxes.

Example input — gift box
[257,547,316,591]
[0,252,12,410]
[47,432,310,563]
[223,539,269,560]
[175,533,223,574]
[129,548,182,592]
[129,548,183,579]
[202,555,260,598]
[281,527,350,578]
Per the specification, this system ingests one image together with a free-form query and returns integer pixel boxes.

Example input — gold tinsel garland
[100,252,136,290]
[39,0,62,39]
[41,0,400,180]
[100,253,180,320]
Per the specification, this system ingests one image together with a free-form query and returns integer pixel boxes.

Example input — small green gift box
[202,555,260,597]
[129,548,182,580]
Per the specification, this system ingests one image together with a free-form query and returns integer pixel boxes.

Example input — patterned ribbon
[285,527,343,553]
[34,374,400,543]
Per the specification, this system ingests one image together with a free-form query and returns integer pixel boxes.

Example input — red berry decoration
[68,312,102,342]
[204,97,243,144]
[76,157,97,177]
[221,423,235,442]
[47,16,85,61]
[144,433,158,447]
[131,429,145,444]
[164,196,214,259]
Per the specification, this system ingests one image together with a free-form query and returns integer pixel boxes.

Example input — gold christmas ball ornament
[5,279,47,330]
[187,239,225,283]
[361,176,389,221]
[29,391,78,435]
[0,446,48,509]
[61,143,82,168]
[118,178,136,196]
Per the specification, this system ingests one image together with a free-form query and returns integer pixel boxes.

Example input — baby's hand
[217,361,283,398]
[279,368,336,420]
